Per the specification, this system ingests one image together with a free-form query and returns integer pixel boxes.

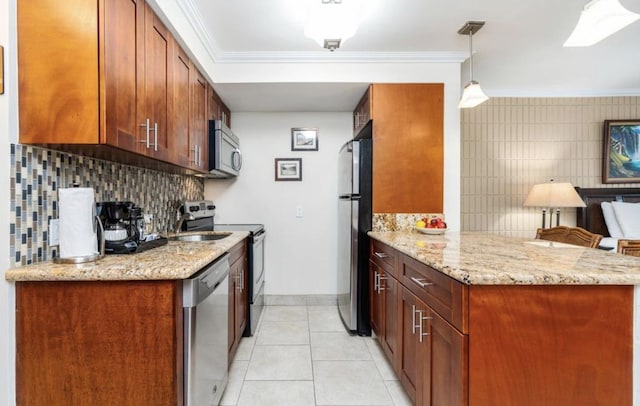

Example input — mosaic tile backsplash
[9,144,204,266]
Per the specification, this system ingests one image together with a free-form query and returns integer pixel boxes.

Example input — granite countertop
[369,231,640,285]
[5,231,249,282]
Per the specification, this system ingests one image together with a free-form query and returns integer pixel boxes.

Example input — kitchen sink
[168,232,232,242]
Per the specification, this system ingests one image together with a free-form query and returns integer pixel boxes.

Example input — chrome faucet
[174,212,194,234]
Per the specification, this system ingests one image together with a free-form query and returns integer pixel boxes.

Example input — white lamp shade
[458,81,489,109]
[564,0,640,47]
[304,0,366,46]
[523,182,587,208]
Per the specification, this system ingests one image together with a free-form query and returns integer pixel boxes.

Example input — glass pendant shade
[458,81,489,109]
[564,0,640,47]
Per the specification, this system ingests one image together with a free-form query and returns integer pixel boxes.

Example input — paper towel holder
[54,215,106,264]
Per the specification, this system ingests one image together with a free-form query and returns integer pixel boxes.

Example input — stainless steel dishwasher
[183,253,230,406]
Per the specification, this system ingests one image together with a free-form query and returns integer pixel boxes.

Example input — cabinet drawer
[228,239,247,265]
[370,239,398,278]
[399,253,467,333]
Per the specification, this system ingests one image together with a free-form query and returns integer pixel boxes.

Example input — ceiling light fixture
[564,0,640,47]
[457,21,489,109]
[304,0,366,51]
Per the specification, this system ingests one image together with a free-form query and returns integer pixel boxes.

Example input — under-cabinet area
[368,233,636,406]
[9,233,248,405]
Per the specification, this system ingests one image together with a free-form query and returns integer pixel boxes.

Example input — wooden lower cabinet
[371,239,632,406]
[228,240,248,360]
[369,260,400,372]
[16,280,183,405]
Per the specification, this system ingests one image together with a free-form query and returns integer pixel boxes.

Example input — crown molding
[214,51,467,64]
[486,88,640,97]
[176,0,221,62]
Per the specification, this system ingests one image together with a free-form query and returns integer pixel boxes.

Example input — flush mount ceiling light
[457,21,489,109]
[564,0,640,47]
[304,0,366,51]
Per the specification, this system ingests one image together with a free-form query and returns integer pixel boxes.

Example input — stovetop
[214,223,264,235]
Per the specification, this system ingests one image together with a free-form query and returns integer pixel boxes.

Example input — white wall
[205,112,352,295]
[1,0,16,404]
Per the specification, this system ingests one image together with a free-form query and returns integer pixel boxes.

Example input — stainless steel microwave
[207,120,242,178]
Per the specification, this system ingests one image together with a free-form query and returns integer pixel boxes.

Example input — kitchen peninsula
[368,230,640,406]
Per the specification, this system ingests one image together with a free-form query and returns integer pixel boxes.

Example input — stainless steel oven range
[180,200,265,336]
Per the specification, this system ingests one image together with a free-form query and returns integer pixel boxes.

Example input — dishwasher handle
[183,253,230,308]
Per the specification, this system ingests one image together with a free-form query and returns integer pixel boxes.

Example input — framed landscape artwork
[275,158,302,181]
[603,120,640,183]
[291,128,318,151]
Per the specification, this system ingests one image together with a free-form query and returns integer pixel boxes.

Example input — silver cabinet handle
[139,118,150,148]
[410,277,433,288]
[419,312,433,343]
[373,271,379,293]
[153,122,158,151]
[191,146,198,164]
[378,275,387,292]
[373,252,388,259]
[197,145,202,167]
[412,305,419,334]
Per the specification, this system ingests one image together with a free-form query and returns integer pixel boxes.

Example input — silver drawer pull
[418,311,432,343]
[410,277,433,288]
[374,251,389,259]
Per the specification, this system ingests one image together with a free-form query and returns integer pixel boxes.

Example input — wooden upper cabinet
[369,83,444,214]
[18,0,101,144]
[208,86,231,127]
[141,4,172,161]
[169,42,191,168]
[189,65,208,171]
[353,86,372,137]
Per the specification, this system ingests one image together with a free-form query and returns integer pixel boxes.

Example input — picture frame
[603,119,640,184]
[291,127,318,151]
[275,158,302,181]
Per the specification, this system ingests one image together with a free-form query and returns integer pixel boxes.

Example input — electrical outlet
[296,206,303,218]
[49,219,59,246]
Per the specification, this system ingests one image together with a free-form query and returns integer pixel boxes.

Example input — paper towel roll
[58,187,98,259]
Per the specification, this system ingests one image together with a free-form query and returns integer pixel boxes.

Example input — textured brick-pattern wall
[9,144,204,266]
[461,97,640,238]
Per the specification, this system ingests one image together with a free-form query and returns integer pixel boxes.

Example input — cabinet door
[427,311,467,406]
[142,4,171,161]
[189,65,208,171]
[400,287,427,404]
[103,0,145,151]
[170,43,191,168]
[380,269,400,371]
[236,256,248,338]
[369,262,384,338]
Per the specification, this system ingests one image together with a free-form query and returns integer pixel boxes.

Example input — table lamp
[523,180,586,228]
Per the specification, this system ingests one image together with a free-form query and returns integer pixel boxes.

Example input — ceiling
[188,0,640,112]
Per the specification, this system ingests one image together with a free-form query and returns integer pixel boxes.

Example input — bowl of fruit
[415,217,447,235]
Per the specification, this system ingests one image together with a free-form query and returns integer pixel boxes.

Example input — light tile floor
[220,305,412,406]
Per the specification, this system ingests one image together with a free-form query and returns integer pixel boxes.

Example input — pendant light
[564,0,640,47]
[458,21,489,109]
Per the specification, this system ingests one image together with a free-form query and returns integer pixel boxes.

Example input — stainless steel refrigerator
[337,139,372,336]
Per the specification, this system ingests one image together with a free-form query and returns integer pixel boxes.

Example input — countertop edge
[368,231,640,286]
[5,231,250,282]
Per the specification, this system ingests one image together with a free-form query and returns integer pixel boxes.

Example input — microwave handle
[232,149,242,171]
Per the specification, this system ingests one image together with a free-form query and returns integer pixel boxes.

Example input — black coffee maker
[97,201,148,254]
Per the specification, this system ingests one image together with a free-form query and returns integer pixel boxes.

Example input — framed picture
[603,120,640,184]
[275,158,302,181]
[291,128,318,151]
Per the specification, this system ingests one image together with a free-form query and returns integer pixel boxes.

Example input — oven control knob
[189,206,200,212]
[207,205,216,210]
